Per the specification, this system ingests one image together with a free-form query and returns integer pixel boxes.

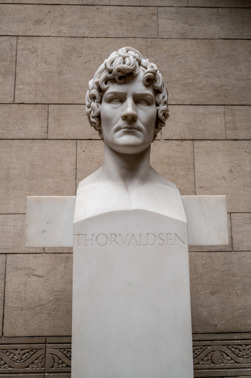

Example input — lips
[115,124,143,133]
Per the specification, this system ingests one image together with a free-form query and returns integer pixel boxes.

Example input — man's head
[86,47,169,140]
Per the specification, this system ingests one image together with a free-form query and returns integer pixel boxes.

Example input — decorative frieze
[0,336,250,376]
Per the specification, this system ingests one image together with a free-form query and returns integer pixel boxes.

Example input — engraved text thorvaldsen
[74,232,187,248]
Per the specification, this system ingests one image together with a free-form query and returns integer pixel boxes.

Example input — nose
[121,98,137,122]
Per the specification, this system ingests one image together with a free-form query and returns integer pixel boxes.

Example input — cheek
[144,107,157,126]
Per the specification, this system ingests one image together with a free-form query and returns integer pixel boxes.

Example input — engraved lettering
[96,233,108,247]
[146,233,156,246]
[128,233,139,246]
[110,234,120,246]
[158,233,165,246]
[174,233,186,245]
[118,233,129,246]
[74,232,187,247]
[83,233,94,246]
[75,234,82,247]
[139,233,147,247]
[166,233,173,246]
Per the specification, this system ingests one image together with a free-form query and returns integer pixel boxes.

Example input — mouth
[116,124,142,133]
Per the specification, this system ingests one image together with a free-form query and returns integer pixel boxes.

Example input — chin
[110,143,151,155]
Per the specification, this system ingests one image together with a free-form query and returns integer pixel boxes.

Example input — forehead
[104,70,154,95]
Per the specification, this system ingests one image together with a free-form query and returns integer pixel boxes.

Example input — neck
[102,144,152,187]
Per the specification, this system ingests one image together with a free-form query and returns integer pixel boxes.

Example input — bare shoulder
[150,167,178,190]
[78,167,103,189]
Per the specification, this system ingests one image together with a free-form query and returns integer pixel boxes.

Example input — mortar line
[47,104,50,139]
[1,255,7,337]
[75,139,78,193]
[229,212,234,252]
[223,105,227,139]
[157,7,159,39]
[13,37,18,104]
[192,140,197,195]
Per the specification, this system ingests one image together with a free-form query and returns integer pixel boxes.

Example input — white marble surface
[26,196,75,247]
[72,210,194,378]
[26,195,228,247]
[182,195,228,246]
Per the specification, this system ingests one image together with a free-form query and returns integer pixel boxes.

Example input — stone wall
[0,0,250,377]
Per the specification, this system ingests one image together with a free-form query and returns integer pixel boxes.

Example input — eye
[108,97,122,104]
[137,99,149,106]
[104,93,124,104]
[134,94,154,106]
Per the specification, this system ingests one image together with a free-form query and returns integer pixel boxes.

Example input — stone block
[111,0,186,4]
[226,106,251,140]
[219,8,251,39]
[188,0,251,6]
[0,0,185,3]
[0,214,43,253]
[163,106,225,140]
[194,141,251,212]
[77,140,104,184]
[0,140,76,213]
[0,37,16,103]
[50,6,157,38]
[4,254,72,336]
[159,7,218,39]
[49,105,97,139]
[232,213,251,251]
[151,140,195,194]
[189,213,232,252]
[0,4,51,36]
[26,196,75,248]
[0,105,47,139]
[16,38,147,104]
[0,255,5,335]
[148,40,251,105]
[0,0,109,3]
[190,252,251,333]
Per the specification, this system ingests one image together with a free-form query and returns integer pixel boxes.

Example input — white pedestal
[72,210,194,378]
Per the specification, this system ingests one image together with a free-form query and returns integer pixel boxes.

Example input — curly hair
[85,47,169,140]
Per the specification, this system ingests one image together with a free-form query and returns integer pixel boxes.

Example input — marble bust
[74,47,186,224]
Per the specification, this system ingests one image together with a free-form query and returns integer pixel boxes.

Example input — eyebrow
[104,91,154,98]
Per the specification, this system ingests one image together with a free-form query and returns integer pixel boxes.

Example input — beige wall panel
[49,105,97,140]
[0,214,43,253]
[15,38,147,104]
[151,140,195,194]
[0,0,108,3]
[0,255,5,336]
[226,106,251,139]
[190,252,251,333]
[188,0,251,6]
[159,8,219,39]
[148,40,251,105]
[4,254,72,336]
[0,5,157,38]
[0,0,186,4]
[232,213,251,251]
[163,106,225,140]
[0,140,76,213]
[0,105,47,139]
[50,6,157,38]
[194,141,251,212]
[219,8,251,39]
[0,37,16,103]
[110,0,186,4]
[77,140,104,184]
[0,5,51,36]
